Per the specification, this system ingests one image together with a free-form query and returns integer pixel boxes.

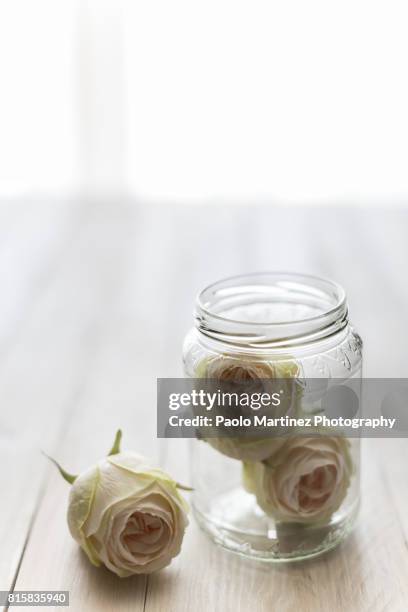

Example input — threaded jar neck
[195,272,348,349]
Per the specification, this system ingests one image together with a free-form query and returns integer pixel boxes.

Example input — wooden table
[1,200,408,611]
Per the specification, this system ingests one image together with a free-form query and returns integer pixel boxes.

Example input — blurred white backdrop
[1,0,408,204]
[0,0,77,198]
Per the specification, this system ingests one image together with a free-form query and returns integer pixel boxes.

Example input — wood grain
[1,201,407,611]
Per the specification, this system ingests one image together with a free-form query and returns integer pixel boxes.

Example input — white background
[1,0,408,204]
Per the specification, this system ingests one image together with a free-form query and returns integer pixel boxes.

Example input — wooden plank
[0,202,82,592]
[0,202,138,597]
[11,203,175,609]
[5,204,408,611]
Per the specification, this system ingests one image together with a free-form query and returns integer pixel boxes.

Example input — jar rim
[195,272,348,348]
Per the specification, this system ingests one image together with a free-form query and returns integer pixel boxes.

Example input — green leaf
[107,429,122,456]
[42,452,77,485]
[175,482,194,491]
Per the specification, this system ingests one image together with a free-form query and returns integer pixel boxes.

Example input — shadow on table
[72,528,368,611]
[74,549,147,607]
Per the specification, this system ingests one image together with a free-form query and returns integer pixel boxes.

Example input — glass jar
[183,272,362,561]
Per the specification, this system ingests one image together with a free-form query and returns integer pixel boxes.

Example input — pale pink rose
[204,354,299,387]
[243,436,353,523]
[197,354,301,461]
[67,452,188,576]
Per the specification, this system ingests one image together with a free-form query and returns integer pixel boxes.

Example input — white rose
[50,433,189,577]
[243,435,353,523]
[196,354,301,461]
